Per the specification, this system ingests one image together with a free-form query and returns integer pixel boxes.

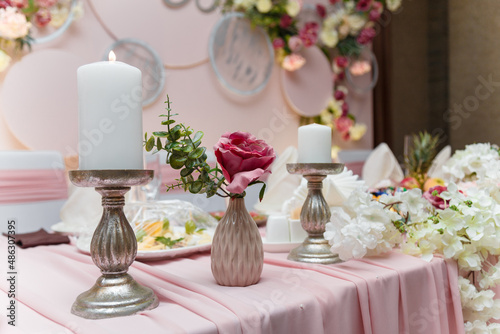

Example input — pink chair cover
[0,169,68,204]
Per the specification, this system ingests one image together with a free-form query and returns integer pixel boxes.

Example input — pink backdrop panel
[1,50,85,152]
[90,0,220,66]
[280,46,333,117]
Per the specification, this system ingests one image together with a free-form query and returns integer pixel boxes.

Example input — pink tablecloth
[0,237,464,334]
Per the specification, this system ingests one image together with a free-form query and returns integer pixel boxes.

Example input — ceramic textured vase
[211,197,264,286]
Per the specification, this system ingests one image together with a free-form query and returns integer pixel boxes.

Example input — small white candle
[77,51,144,170]
[297,123,332,163]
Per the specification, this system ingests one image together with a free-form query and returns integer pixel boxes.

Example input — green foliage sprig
[144,96,231,198]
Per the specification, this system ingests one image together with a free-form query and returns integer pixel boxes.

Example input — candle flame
[108,50,116,62]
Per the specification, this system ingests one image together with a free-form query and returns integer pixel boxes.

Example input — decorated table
[0,235,463,334]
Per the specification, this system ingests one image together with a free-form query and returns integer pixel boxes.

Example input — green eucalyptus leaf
[193,131,204,143]
[156,137,162,150]
[188,147,206,159]
[161,119,175,125]
[180,168,193,177]
[145,137,155,151]
[185,159,196,169]
[172,130,181,141]
[189,181,203,194]
[152,131,169,138]
[170,155,187,169]
[182,145,194,153]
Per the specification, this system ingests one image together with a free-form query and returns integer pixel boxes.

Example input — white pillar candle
[77,52,144,170]
[297,123,332,163]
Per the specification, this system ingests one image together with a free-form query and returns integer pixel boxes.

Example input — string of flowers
[222,0,402,141]
[324,143,500,333]
[0,0,83,72]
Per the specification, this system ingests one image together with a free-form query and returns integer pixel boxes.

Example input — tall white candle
[297,123,332,163]
[77,52,144,170]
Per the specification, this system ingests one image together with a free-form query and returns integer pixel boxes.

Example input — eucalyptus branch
[144,95,233,199]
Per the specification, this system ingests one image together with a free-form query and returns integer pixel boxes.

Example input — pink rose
[214,132,275,194]
[335,56,349,68]
[335,116,353,133]
[423,185,448,209]
[341,101,349,116]
[334,90,345,101]
[34,8,50,27]
[299,21,319,47]
[357,27,377,45]
[333,72,345,83]
[35,0,56,7]
[10,0,27,8]
[356,0,372,11]
[280,14,292,28]
[272,37,285,49]
[282,53,306,71]
[350,60,372,76]
[369,8,381,21]
[288,35,303,52]
[372,2,383,12]
[316,4,326,18]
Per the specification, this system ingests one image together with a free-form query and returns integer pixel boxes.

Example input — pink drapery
[0,169,68,204]
[0,238,465,333]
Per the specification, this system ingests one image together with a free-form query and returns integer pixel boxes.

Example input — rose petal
[226,168,268,194]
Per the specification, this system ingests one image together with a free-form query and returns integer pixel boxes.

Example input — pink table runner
[0,237,464,334]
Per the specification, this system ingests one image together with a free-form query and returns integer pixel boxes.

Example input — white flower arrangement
[324,143,500,331]
[442,143,500,183]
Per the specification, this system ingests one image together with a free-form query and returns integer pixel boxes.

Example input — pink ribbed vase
[211,197,264,287]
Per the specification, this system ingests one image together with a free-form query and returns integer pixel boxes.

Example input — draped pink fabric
[0,235,464,334]
[0,169,68,204]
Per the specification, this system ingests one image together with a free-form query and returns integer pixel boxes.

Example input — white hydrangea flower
[443,143,500,183]
[479,259,500,289]
[464,320,488,333]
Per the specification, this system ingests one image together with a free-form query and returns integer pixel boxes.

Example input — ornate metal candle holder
[68,170,159,319]
[286,163,344,264]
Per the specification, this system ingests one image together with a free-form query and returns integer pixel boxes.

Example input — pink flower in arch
[316,4,326,18]
[335,116,353,133]
[34,8,51,27]
[272,38,285,49]
[288,35,303,52]
[299,22,319,47]
[357,27,377,45]
[356,0,373,11]
[280,14,293,28]
[35,0,56,7]
[282,53,306,71]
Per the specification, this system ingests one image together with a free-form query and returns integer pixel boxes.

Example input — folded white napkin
[362,143,404,188]
[427,145,451,179]
[282,167,366,217]
[254,146,302,214]
[59,184,103,235]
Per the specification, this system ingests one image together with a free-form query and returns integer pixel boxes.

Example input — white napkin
[362,143,404,188]
[254,146,302,214]
[282,167,366,217]
[59,184,102,235]
[427,145,451,179]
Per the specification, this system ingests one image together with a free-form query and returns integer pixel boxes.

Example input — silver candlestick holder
[68,170,159,319]
[286,163,344,264]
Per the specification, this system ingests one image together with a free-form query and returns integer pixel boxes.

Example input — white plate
[262,237,302,253]
[51,222,93,236]
[76,228,214,261]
